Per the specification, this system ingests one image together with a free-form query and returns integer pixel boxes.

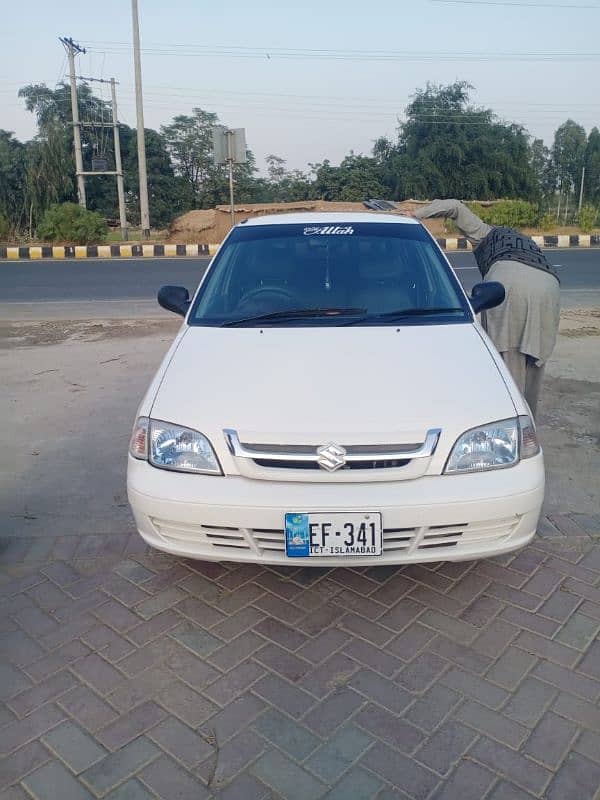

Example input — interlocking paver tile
[544,752,600,800]
[6,536,600,799]
[469,737,552,795]
[57,685,118,732]
[81,737,160,795]
[553,691,600,732]
[147,716,214,768]
[429,760,496,800]
[440,667,509,710]
[576,639,600,680]
[156,681,218,728]
[23,760,94,799]
[255,642,313,683]
[203,730,265,786]
[306,724,373,784]
[502,676,557,727]
[25,640,90,682]
[251,748,325,800]
[415,720,477,776]
[0,631,44,668]
[0,704,65,756]
[70,653,124,696]
[354,703,423,753]
[322,766,382,800]
[141,755,211,800]
[573,729,600,764]
[0,742,51,790]
[360,741,439,798]
[555,611,600,650]
[8,670,77,717]
[484,646,537,690]
[105,778,156,799]
[404,684,461,732]
[303,687,364,736]
[42,720,107,773]
[457,700,528,748]
[532,659,600,700]
[252,708,319,759]
[205,693,266,742]
[299,652,358,697]
[96,701,166,751]
[252,673,315,719]
[523,711,579,768]
[208,631,264,671]
[0,663,32,701]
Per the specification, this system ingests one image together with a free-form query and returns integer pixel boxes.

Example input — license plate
[285,512,382,558]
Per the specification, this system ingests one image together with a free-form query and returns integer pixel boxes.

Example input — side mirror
[470,281,505,314]
[157,285,190,317]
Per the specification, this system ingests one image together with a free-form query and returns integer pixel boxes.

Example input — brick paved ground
[1,513,599,800]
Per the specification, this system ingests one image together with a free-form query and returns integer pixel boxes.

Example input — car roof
[240,212,420,226]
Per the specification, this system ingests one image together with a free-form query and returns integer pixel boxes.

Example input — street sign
[212,126,247,165]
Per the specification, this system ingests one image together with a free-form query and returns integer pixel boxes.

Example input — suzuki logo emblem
[317,443,347,472]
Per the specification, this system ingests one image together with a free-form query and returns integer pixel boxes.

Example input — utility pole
[60,37,86,208]
[131,0,150,238]
[578,166,586,212]
[226,129,235,226]
[110,79,128,240]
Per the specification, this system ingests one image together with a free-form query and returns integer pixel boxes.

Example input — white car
[127,213,544,566]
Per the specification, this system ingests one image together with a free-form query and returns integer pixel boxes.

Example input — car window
[189,222,470,326]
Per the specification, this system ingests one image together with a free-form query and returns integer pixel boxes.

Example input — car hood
[150,323,516,466]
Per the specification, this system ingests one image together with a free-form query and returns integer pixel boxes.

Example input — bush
[468,200,539,229]
[38,203,108,244]
[538,212,556,232]
[0,212,9,240]
[578,204,599,234]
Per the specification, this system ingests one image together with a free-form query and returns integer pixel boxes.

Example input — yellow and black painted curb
[1,235,599,260]
[0,243,217,260]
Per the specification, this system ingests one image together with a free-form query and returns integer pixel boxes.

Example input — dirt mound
[166,200,451,243]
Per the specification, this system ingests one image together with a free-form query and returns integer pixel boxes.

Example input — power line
[431,0,599,7]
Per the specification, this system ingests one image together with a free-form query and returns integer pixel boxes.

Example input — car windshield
[188,221,471,326]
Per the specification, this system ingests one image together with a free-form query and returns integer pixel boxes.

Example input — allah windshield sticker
[303,225,354,236]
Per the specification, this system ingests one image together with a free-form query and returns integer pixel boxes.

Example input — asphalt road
[0,250,598,316]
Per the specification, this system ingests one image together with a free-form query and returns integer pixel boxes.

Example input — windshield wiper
[221,307,367,327]
[341,307,465,326]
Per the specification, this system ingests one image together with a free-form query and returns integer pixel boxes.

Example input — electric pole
[131,0,151,238]
[60,37,86,208]
[578,166,586,212]
[110,79,128,240]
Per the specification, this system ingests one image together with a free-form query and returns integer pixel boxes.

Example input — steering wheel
[236,286,297,312]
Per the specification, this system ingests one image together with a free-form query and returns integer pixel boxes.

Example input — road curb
[1,235,599,260]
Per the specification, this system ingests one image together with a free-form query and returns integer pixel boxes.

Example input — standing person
[410,199,560,417]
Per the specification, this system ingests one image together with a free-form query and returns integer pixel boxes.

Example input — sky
[2,0,599,173]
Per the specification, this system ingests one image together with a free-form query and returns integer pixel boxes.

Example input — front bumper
[127,454,545,566]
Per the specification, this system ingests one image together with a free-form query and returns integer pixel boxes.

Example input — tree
[0,130,27,231]
[584,127,600,206]
[264,154,315,201]
[160,108,222,207]
[378,82,538,201]
[530,138,556,202]
[552,120,587,200]
[312,154,386,201]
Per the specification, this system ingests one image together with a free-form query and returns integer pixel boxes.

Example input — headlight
[129,417,222,475]
[445,416,539,474]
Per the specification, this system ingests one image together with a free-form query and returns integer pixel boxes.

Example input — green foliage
[38,203,108,244]
[0,212,9,239]
[552,120,586,195]
[312,154,386,201]
[585,127,600,205]
[379,82,538,201]
[468,200,540,228]
[578,204,598,233]
[0,130,27,230]
[538,212,556,231]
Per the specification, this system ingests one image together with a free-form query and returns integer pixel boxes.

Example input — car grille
[150,516,519,559]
